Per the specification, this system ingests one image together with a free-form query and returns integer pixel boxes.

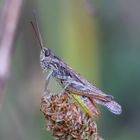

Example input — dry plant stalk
[0,0,23,97]
[41,92,103,140]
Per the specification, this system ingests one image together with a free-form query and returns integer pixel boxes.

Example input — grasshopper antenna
[30,13,44,49]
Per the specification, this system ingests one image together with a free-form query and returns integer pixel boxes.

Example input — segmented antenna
[30,13,44,49]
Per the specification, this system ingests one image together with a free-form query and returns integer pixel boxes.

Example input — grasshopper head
[40,47,60,72]
[30,18,60,72]
[40,47,52,71]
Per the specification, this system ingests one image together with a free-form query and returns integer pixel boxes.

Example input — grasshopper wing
[59,62,122,115]
[67,82,122,115]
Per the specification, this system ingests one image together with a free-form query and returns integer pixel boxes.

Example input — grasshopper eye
[44,49,50,57]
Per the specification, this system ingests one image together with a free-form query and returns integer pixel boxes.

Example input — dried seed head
[40,93,103,140]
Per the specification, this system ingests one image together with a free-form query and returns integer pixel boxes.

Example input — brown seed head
[40,93,103,140]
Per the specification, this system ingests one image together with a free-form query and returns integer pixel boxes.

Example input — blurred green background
[0,0,140,140]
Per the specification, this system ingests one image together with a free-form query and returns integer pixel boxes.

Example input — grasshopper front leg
[44,70,53,95]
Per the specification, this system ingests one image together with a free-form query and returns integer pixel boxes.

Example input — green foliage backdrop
[0,0,140,140]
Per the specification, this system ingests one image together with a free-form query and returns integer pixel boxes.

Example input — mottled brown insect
[31,18,122,117]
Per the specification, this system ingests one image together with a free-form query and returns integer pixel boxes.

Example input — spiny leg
[43,70,53,95]
[58,78,73,96]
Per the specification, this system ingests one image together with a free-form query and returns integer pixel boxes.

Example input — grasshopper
[31,19,122,117]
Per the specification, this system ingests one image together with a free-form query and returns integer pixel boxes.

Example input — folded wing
[67,82,122,115]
